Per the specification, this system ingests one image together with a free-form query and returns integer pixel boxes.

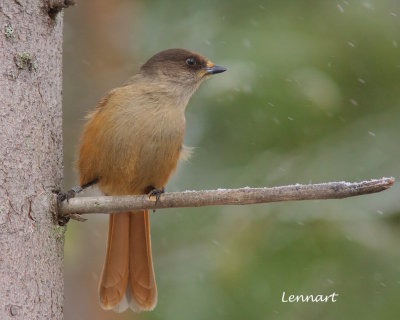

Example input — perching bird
[67,49,226,312]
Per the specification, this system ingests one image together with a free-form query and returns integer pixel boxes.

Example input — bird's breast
[98,104,186,195]
[134,114,185,188]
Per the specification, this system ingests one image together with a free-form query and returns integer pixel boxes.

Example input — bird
[65,48,226,312]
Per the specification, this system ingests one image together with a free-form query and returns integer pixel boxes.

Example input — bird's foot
[148,187,165,207]
[56,186,83,225]
[58,215,70,226]
[57,186,83,203]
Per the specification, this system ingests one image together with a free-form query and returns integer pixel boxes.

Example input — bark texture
[0,1,64,319]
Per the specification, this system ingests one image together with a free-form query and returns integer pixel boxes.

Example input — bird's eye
[186,57,196,67]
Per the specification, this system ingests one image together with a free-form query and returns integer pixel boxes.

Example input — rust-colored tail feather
[129,210,157,311]
[98,211,157,313]
[99,213,130,310]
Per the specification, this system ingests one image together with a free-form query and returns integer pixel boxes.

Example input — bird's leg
[57,178,99,203]
[57,178,99,225]
[148,186,165,207]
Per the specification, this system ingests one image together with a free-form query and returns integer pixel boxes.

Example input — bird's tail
[98,210,157,313]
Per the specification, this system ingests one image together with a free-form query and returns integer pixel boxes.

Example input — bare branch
[58,177,394,219]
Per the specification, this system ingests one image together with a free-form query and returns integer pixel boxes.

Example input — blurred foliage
[63,0,400,319]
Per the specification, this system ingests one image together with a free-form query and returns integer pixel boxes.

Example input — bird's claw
[58,215,70,226]
[57,190,75,203]
[57,186,83,203]
[148,187,165,207]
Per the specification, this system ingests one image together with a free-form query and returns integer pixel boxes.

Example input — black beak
[204,65,227,75]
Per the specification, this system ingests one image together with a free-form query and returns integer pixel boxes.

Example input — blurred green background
[63,1,400,319]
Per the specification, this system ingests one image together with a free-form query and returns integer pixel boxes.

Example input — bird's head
[140,48,226,93]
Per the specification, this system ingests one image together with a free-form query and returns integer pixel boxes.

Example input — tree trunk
[0,1,64,319]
